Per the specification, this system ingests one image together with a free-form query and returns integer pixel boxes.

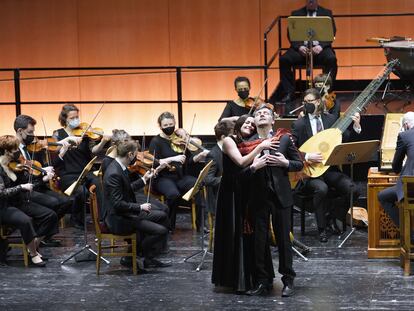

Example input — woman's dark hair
[234,76,250,89]
[157,112,175,126]
[233,114,255,143]
[59,104,79,126]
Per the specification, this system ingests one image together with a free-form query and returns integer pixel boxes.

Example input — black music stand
[61,157,109,265]
[288,16,334,87]
[324,140,380,248]
[183,160,213,272]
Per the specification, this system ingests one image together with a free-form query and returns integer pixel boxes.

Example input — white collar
[217,141,223,151]
[308,113,321,120]
[115,157,127,171]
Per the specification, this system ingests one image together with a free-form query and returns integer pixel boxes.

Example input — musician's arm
[286,138,304,172]
[392,133,407,174]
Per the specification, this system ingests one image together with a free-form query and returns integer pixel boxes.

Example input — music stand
[273,118,297,132]
[288,16,334,86]
[61,157,109,265]
[183,160,213,271]
[324,140,380,248]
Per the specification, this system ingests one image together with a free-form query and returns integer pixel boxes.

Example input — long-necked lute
[300,59,399,178]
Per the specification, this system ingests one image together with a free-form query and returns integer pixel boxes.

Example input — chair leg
[191,200,196,230]
[110,238,115,254]
[403,209,411,276]
[208,213,214,252]
[96,240,102,275]
[22,243,29,267]
[131,238,137,276]
[301,207,305,236]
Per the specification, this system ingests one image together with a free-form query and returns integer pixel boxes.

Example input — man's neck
[257,125,272,139]
[16,135,24,146]
[115,156,128,168]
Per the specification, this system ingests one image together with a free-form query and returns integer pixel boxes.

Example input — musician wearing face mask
[148,112,205,230]
[219,76,254,123]
[378,112,414,228]
[291,88,361,243]
[53,104,109,228]
[14,115,72,246]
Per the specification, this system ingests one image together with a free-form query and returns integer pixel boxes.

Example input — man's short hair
[116,139,138,157]
[214,120,234,140]
[157,111,175,126]
[253,104,274,119]
[13,115,36,132]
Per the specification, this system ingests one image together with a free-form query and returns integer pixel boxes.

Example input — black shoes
[246,283,270,296]
[144,258,172,268]
[319,229,328,243]
[282,281,295,297]
[40,239,62,247]
[119,256,148,274]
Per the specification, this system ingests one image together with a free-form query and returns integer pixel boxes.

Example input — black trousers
[153,175,199,229]
[0,206,37,245]
[378,185,399,226]
[299,168,358,230]
[106,210,169,259]
[31,189,72,219]
[17,201,59,238]
[279,47,337,94]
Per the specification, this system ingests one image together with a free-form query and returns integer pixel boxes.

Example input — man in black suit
[204,121,233,214]
[103,139,170,269]
[280,0,337,102]
[291,88,361,242]
[245,104,303,297]
[378,112,414,227]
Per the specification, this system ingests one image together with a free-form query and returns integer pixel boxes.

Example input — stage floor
[1,212,413,311]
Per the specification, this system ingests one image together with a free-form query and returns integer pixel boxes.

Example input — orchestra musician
[13,115,73,246]
[279,0,337,103]
[148,112,208,230]
[53,104,110,228]
[103,139,171,269]
[243,105,303,297]
[0,135,59,266]
[378,111,414,228]
[314,73,340,119]
[291,88,361,243]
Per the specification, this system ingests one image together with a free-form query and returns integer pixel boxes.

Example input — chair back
[402,176,414,209]
[89,185,102,236]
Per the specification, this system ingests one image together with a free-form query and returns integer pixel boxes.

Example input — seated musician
[149,112,207,230]
[219,76,255,123]
[0,135,59,266]
[13,115,73,245]
[53,104,110,228]
[103,139,170,269]
[203,120,233,215]
[314,73,340,119]
[291,88,361,242]
[279,0,337,103]
[378,112,414,228]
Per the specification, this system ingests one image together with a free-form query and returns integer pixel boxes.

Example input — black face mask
[237,90,249,100]
[304,102,316,114]
[12,151,21,161]
[162,126,175,136]
[23,134,35,145]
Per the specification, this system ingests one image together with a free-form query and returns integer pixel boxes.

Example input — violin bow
[41,117,52,166]
[146,150,156,204]
[80,101,106,138]
[318,70,332,95]
[248,77,269,115]
[183,113,196,155]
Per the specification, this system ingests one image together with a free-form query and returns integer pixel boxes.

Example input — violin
[72,122,104,140]
[8,157,47,177]
[129,150,175,175]
[170,128,207,153]
[322,91,336,111]
[27,137,63,153]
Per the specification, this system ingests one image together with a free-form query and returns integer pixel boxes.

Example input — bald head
[403,111,414,130]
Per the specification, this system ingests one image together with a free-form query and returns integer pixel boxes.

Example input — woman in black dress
[219,76,254,123]
[212,114,277,293]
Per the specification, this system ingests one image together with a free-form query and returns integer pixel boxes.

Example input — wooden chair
[399,176,414,276]
[0,226,29,267]
[89,185,138,275]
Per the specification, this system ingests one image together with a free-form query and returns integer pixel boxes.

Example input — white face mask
[67,118,80,129]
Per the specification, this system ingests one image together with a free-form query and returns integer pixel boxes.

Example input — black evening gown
[212,138,254,292]
[219,101,250,121]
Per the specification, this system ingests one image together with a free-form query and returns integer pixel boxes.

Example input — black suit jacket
[203,144,223,213]
[103,160,145,223]
[246,133,303,208]
[289,5,336,50]
[392,128,414,200]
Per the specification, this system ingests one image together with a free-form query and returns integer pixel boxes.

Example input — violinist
[148,112,206,229]
[53,104,109,228]
[314,73,340,120]
[0,135,59,266]
[14,115,72,245]
[219,76,256,123]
